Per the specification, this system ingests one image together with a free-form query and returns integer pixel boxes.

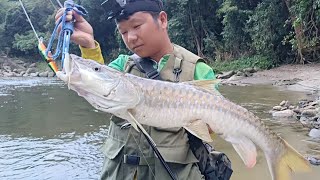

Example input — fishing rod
[128,113,177,180]
[18,0,58,73]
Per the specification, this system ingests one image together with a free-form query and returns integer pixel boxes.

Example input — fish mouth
[56,54,78,87]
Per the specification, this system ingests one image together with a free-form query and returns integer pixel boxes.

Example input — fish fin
[182,80,221,94]
[184,120,213,142]
[226,136,257,168]
[267,139,311,180]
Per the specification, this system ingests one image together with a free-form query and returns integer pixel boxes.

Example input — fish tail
[270,139,311,180]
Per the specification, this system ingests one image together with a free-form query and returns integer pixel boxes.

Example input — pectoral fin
[184,120,213,142]
[226,136,257,168]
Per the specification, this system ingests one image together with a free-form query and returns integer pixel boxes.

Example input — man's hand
[55,8,95,48]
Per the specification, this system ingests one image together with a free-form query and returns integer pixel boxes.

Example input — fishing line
[18,0,40,41]
[48,0,58,10]
[130,130,157,179]
[56,0,63,8]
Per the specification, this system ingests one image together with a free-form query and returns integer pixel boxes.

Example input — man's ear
[158,11,168,29]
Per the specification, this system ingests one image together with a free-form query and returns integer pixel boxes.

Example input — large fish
[56,54,311,180]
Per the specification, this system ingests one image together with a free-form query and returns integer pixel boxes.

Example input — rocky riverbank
[0,56,55,78]
[216,63,320,139]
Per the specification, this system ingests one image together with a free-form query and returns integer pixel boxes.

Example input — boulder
[309,128,320,138]
[217,71,235,79]
[39,71,49,77]
[272,106,282,111]
[3,72,14,77]
[48,72,55,77]
[30,72,39,77]
[15,60,25,64]
[301,109,317,117]
[3,65,11,72]
[272,109,295,118]
[243,67,256,73]
[29,63,36,68]
[26,68,37,74]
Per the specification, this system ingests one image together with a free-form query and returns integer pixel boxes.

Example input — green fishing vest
[100,44,205,180]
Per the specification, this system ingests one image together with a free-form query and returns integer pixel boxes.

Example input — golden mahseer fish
[56,54,311,180]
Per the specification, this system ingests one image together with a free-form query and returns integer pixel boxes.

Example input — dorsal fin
[182,79,221,95]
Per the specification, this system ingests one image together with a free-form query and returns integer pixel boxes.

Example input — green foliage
[1,0,319,66]
[246,0,290,63]
[211,55,274,73]
[13,31,38,54]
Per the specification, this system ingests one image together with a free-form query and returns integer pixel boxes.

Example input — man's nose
[127,30,138,43]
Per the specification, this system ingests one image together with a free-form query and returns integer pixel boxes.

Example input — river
[0,77,319,180]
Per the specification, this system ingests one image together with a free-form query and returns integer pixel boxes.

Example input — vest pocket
[157,145,199,164]
[100,136,125,159]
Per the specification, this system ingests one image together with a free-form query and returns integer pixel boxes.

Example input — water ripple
[0,128,108,180]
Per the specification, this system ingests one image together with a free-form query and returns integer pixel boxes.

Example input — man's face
[117,11,167,58]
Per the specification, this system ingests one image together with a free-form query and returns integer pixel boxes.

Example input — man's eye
[121,31,127,35]
[134,24,141,29]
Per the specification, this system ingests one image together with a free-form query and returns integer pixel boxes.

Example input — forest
[0,0,319,71]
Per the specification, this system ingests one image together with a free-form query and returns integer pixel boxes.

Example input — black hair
[115,10,161,24]
[102,0,164,21]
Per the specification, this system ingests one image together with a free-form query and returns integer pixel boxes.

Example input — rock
[289,105,295,109]
[311,121,320,129]
[12,69,18,73]
[279,100,287,106]
[48,72,55,77]
[244,72,253,77]
[217,71,235,79]
[39,71,49,77]
[23,73,29,77]
[30,72,39,77]
[16,68,25,74]
[272,109,295,118]
[236,71,246,77]
[23,63,29,68]
[243,67,256,73]
[26,68,37,74]
[310,101,319,107]
[29,63,36,68]
[273,106,282,111]
[15,60,25,64]
[307,156,320,166]
[3,65,11,72]
[253,66,261,72]
[19,71,25,76]
[293,109,302,114]
[300,116,312,125]
[227,75,244,81]
[301,109,317,117]
[308,128,320,138]
[3,72,14,77]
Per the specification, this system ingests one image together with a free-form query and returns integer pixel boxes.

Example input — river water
[0,77,319,180]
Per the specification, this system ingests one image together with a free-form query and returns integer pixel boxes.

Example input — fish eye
[94,67,100,71]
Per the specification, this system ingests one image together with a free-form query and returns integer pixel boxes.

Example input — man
[55,0,230,179]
